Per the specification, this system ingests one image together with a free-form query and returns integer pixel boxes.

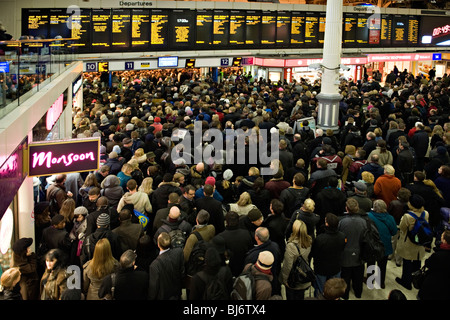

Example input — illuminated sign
[0,62,10,73]
[46,94,64,131]
[185,59,196,69]
[367,53,433,62]
[28,138,100,177]
[98,61,109,72]
[232,57,242,67]
[158,56,178,68]
[72,74,82,97]
[432,25,450,38]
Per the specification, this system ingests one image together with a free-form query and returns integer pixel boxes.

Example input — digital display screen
[170,10,194,48]
[407,15,419,45]
[91,9,111,50]
[291,12,305,45]
[131,9,150,49]
[392,15,408,46]
[380,14,392,46]
[318,13,326,44]
[304,12,319,46]
[185,59,196,69]
[24,9,49,39]
[213,10,229,46]
[232,57,242,66]
[158,56,178,68]
[151,10,169,48]
[356,14,369,45]
[261,12,276,45]
[49,8,71,39]
[276,12,291,46]
[368,15,381,45]
[229,11,246,45]
[420,16,450,46]
[196,10,213,46]
[343,13,357,44]
[111,9,131,50]
[70,8,91,52]
[246,11,261,45]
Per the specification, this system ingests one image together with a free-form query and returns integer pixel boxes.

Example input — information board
[24,9,49,39]
[196,10,213,47]
[49,8,71,39]
[407,15,419,45]
[380,14,392,46]
[229,11,246,46]
[304,12,319,46]
[70,8,91,52]
[276,11,291,46]
[91,9,111,51]
[356,13,369,45]
[290,12,305,46]
[111,9,131,50]
[213,10,230,46]
[246,11,261,46]
[343,13,357,44]
[392,15,408,46]
[261,11,276,45]
[170,10,194,49]
[131,9,150,49]
[151,10,169,48]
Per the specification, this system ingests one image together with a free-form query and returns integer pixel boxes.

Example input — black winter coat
[418,246,450,300]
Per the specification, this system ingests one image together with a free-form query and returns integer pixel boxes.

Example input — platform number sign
[220,58,229,67]
[86,62,97,72]
[125,62,134,70]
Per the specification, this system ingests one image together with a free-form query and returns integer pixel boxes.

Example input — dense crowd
[3,65,450,301]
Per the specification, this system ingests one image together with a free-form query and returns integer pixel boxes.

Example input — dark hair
[328,176,338,188]
[270,199,284,215]
[45,249,68,270]
[388,289,407,301]
[203,184,214,197]
[163,173,173,182]
[119,209,132,221]
[325,213,339,231]
[440,165,450,179]
[225,211,240,227]
[88,187,101,196]
[414,171,425,182]
[126,179,137,190]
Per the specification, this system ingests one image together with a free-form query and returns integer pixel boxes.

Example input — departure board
[290,12,305,46]
[24,9,49,39]
[170,10,194,48]
[343,13,357,44]
[368,15,381,45]
[318,13,326,44]
[407,15,419,45]
[151,10,169,48]
[131,9,150,49]
[196,10,213,46]
[49,9,71,39]
[246,11,261,45]
[111,9,131,50]
[392,15,408,46]
[213,10,229,46]
[276,12,291,46]
[70,8,91,52]
[229,11,245,45]
[261,12,276,45]
[91,9,111,50]
[380,14,392,46]
[356,14,369,45]
[304,12,319,46]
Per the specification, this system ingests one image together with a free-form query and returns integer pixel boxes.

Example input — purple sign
[28,138,100,177]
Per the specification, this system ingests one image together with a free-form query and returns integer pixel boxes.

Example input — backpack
[287,244,316,288]
[48,187,62,215]
[360,218,385,263]
[197,271,229,300]
[230,265,270,300]
[407,211,434,247]
[161,224,186,249]
[286,188,308,218]
[186,232,208,276]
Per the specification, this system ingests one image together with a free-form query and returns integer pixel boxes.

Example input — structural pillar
[316,0,343,132]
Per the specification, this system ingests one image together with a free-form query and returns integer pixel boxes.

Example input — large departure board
[290,12,305,46]
[213,10,230,46]
[196,10,213,47]
[170,10,194,49]
[49,9,71,39]
[392,15,408,46]
[151,10,169,48]
[21,8,436,53]
[304,12,319,46]
[111,9,131,50]
[276,11,291,46]
[131,9,150,50]
[91,9,111,51]
[261,12,276,45]
[246,11,261,46]
[229,11,246,46]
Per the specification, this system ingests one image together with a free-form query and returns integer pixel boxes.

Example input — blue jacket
[368,211,398,256]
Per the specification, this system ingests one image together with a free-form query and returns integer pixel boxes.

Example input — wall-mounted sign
[46,94,64,131]
[28,137,100,177]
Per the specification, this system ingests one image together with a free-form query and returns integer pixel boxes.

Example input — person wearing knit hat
[256,251,274,271]
[223,169,233,181]
[247,208,263,224]
[205,176,216,186]
[97,213,110,228]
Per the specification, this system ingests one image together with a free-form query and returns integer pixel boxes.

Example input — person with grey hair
[367,199,398,289]
[244,227,282,296]
[98,249,149,300]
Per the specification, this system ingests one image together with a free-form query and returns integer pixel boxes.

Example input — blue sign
[0,62,9,73]
[125,62,134,70]
[432,53,442,61]
[220,58,229,67]
[85,62,97,72]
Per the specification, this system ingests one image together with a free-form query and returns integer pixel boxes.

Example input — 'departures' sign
[28,138,100,177]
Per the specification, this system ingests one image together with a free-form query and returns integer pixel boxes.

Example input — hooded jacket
[117,191,152,215]
[101,175,124,209]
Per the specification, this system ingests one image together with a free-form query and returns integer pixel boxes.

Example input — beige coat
[280,241,312,290]
[83,259,120,300]
[395,209,429,261]
[229,203,257,216]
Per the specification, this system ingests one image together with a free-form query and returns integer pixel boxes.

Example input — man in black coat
[396,141,415,185]
[195,184,225,234]
[151,173,182,213]
[314,176,347,228]
[410,123,430,171]
[278,139,294,173]
[244,227,282,296]
[40,214,72,255]
[217,211,254,277]
[85,196,120,236]
[98,249,149,300]
[148,232,185,300]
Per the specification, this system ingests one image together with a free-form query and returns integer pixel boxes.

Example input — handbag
[287,244,316,288]
[412,266,428,290]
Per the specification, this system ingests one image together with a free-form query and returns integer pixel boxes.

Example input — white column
[17,177,36,251]
[317,0,343,132]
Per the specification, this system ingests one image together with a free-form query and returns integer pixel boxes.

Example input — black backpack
[186,232,208,276]
[197,270,229,300]
[231,265,270,300]
[161,224,186,249]
[360,217,385,263]
[48,187,62,215]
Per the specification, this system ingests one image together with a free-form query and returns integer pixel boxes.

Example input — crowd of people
[3,65,450,301]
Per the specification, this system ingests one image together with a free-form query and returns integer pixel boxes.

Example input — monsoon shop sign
[28,138,100,177]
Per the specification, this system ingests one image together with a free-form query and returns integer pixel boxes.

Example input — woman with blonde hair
[281,219,313,300]
[139,177,154,196]
[82,238,120,300]
[286,198,320,241]
[229,191,257,216]
[361,171,375,199]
